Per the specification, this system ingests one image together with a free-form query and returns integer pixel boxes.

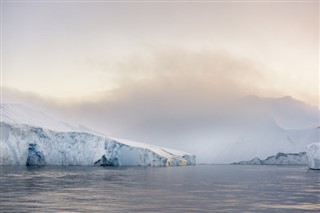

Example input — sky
[1,0,319,162]
[2,0,319,105]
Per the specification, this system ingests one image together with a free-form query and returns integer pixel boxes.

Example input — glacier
[0,104,196,166]
[306,142,320,170]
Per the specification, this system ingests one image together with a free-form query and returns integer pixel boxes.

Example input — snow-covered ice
[306,142,320,170]
[0,104,196,166]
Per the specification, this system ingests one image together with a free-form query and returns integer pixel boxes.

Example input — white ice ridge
[306,142,320,170]
[0,122,196,166]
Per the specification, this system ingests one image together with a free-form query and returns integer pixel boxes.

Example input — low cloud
[3,49,281,162]
[58,49,269,133]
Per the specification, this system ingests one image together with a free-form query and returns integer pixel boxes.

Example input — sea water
[0,165,319,212]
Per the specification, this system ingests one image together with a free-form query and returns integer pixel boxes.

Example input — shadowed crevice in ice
[94,155,119,166]
[26,144,46,166]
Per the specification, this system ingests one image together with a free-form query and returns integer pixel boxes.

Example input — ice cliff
[0,104,196,166]
[307,142,320,170]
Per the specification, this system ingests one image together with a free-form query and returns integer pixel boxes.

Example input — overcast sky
[2,0,319,106]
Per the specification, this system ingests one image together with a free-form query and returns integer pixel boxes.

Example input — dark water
[0,165,319,212]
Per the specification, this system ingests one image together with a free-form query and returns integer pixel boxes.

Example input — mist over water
[1,165,319,212]
[2,93,319,164]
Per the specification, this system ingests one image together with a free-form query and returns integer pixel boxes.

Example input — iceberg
[307,142,320,170]
[231,152,308,165]
[0,104,196,166]
[0,122,196,166]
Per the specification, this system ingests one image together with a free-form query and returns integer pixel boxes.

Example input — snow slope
[1,104,89,132]
[0,104,196,166]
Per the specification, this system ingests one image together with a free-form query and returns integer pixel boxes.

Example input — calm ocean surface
[0,165,319,212]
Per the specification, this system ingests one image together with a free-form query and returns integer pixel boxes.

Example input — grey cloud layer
[4,49,274,131]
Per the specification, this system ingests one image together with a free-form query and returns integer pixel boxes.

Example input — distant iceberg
[307,143,320,170]
[0,104,196,167]
[231,152,308,165]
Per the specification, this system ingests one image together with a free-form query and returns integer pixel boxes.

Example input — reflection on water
[0,165,319,212]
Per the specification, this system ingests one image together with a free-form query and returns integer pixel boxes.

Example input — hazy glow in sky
[2,1,319,106]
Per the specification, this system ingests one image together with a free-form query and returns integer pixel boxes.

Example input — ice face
[307,142,320,170]
[0,122,196,166]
